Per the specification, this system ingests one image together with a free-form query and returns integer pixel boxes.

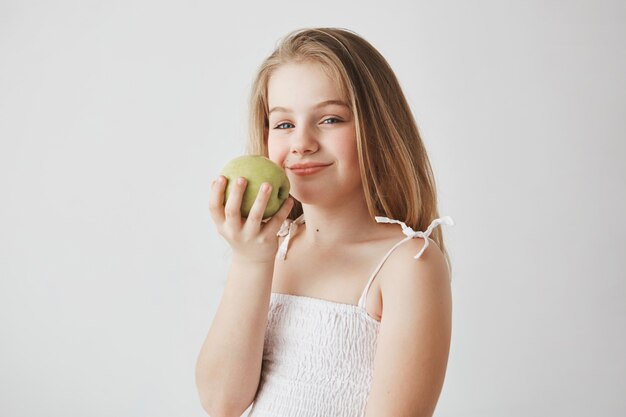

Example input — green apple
[220,155,290,219]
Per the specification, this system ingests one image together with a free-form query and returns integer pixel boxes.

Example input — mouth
[287,162,333,176]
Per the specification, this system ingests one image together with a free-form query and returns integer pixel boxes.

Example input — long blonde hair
[246,27,452,275]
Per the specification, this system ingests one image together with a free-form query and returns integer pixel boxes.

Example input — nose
[290,124,319,155]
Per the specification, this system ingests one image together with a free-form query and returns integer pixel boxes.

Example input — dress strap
[357,215,455,309]
[275,214,305,260]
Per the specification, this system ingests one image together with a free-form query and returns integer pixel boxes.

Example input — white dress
[246,214,454,417]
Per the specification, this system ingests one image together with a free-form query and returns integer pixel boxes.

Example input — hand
[209,175,294,264]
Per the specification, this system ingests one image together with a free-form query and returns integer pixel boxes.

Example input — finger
[208,175,227,224]
[243,182,272,231]
[224,176,246,226]
[262,196,295,234]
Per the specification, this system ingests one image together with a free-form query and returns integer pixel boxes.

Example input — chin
[290,184,337,206]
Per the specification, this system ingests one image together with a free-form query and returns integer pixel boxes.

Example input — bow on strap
[374,215,455,259]
[276,215,305,260]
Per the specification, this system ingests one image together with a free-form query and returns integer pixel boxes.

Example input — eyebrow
[268,99,349,115]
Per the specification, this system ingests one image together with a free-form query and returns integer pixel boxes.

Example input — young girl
[196,27,455,417]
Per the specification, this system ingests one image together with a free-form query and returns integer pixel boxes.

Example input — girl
[196,27,455,417]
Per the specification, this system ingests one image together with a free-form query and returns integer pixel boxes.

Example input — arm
[195,258,274,417]
[364,238,452,417]
[195,176,294,417]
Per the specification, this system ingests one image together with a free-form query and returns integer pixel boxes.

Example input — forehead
[267,62,346,107]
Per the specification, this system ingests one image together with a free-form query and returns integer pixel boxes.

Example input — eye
[321,117,342,125]
[274,122,294,129]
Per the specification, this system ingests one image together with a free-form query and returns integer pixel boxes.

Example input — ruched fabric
[247,293,380,417]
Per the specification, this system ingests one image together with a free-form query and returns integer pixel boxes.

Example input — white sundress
[246,214,455,417]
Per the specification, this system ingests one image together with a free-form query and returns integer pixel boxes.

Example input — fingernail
[237,177,245,185]
[262,183,270,192]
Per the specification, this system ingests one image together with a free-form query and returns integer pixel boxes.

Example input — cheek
[267,139,288,167]
[336,137,359,163]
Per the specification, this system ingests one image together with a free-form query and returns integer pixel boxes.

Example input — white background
[1,1,625,416]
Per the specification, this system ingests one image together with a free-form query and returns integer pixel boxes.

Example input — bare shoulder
[379,237,451,310]
[364,237,452,416]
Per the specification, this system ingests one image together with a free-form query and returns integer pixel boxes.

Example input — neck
[298,197,381,248]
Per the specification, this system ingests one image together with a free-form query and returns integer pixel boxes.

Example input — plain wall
[1,1,625,416]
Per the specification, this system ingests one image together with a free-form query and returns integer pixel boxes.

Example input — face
[266,61,362,206]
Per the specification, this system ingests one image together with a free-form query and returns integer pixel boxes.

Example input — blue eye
[274,122,294,129]
[322,117,341,124]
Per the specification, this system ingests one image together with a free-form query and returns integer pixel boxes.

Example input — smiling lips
[287,162,332,176]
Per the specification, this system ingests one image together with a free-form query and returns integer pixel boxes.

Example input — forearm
[195,257,274,416]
